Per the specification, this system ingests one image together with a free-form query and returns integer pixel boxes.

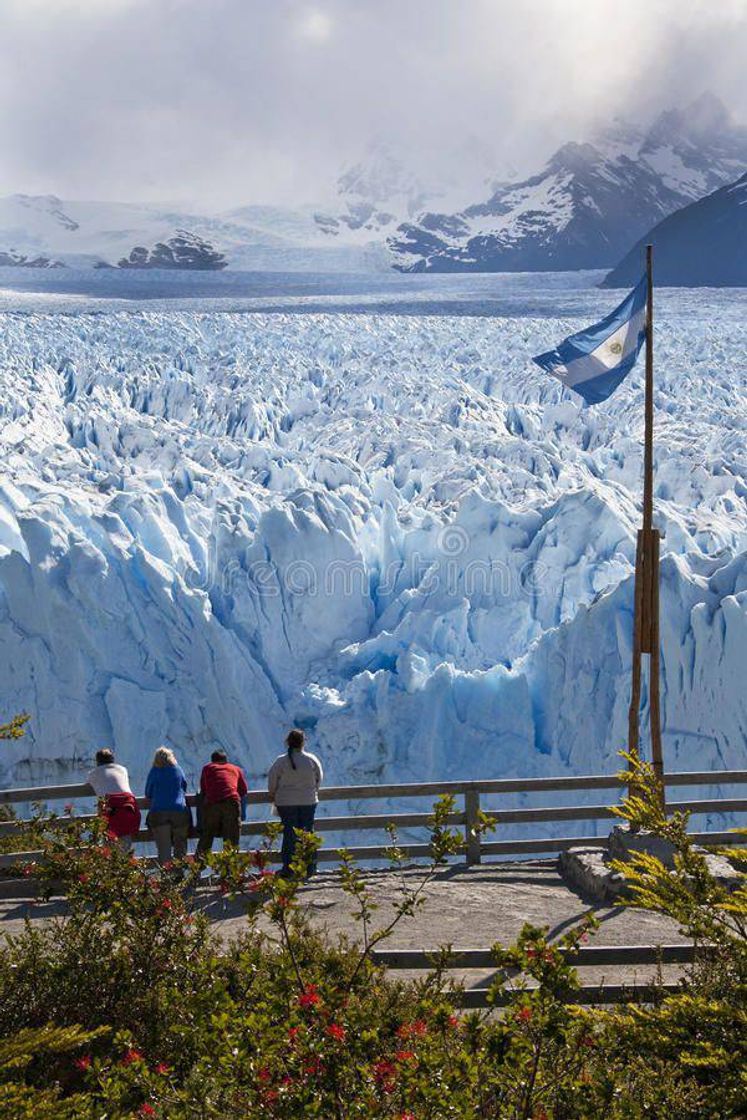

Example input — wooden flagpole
[627,244,665,805]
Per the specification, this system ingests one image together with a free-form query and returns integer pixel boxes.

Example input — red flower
[100,846,112,858]
[257,1065,272,1083]
[155,1062,170,1075]
[325,1023,346,1042]
[138,1107,156,1118]
[298,984,321,1009]
[159,899,173,912]
[516,1007,533,1024]
[288,1026,301,1043]
[394,1049,415,1063]
[373,1060,397,1092]
[162,860,174,871]
[78,873,90,884]
[397,1019,427,1039]
[262,1089,279,1105]
[121,1048,143,1065]
[400,1113,417,1120]
[74,1055,91,1071]
[447,1014,461,1030]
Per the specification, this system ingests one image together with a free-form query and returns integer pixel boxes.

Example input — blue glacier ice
[0,280,745,839]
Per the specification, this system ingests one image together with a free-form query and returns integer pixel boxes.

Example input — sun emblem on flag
[609,341,623,355]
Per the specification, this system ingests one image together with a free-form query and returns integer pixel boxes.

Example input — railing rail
[370,943,711,1007]
[372,942,710,969]
[457,984,682,1008]
[3,769,747,808]
[1,769,745,871]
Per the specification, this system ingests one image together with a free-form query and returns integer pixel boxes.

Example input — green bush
[0,765,743,1117]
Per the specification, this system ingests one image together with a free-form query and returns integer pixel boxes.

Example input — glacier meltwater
[0,275,745,837]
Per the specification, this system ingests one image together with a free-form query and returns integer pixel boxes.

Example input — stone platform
[558,826,741,904]
[1,859,692,992]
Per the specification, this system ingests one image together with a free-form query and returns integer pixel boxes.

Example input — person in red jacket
[196,749,248,857]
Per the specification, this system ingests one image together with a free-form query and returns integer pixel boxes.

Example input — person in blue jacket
[144,747,191,864]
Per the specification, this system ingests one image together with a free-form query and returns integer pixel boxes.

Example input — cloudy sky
[1,0,746,209]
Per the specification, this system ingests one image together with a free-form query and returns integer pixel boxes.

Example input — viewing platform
[2,766,746,871]
[1,767,744,1006]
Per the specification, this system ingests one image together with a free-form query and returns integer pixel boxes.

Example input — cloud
[0,0,745,208]
[295,8,335,43]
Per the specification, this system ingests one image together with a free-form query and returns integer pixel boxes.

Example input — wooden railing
[371,943,714,1007]
[1,768,746,870]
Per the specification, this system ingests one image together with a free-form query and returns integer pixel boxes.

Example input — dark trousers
[196,798,241,856]
[278,804,317,874]
[147,808,190,864]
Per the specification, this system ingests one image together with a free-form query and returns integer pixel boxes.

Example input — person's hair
[95,748,115,766]
[211,750,228,764]
[286,728,304,770]
[153,746,177,768]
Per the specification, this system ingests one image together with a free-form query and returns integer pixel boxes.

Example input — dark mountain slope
[603,173,747,288]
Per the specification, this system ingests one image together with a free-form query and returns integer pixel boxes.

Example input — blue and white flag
[533,277,647,404]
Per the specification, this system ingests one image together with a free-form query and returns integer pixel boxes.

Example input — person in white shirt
[87,749,132,797]
[267,730,323,877]
[86,749,140,849]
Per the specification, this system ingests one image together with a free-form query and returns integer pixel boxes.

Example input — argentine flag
[533,276,647,405]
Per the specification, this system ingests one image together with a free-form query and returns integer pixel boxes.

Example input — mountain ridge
[2,94,744,275]
[602,171,747,288]
[389,93,747,273]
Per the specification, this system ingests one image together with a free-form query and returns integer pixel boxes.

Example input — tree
[0,714,29,741]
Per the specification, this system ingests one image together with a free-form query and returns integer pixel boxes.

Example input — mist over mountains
[1,94,745,280]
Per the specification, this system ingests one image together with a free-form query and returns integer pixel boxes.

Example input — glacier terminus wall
[0,282,745,802]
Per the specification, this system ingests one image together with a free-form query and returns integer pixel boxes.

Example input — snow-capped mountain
[0,194,389,272]
[314,143,432,239]
[603,172,747,288]
[313,139,501,242]
[390,93,747,272]
[4,95,743,276]
[0,140,501,273]
[0,248,63,268]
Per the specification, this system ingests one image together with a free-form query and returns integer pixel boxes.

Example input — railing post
[464,788,481,866]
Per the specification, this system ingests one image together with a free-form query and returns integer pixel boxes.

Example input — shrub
[0,762,742,1117]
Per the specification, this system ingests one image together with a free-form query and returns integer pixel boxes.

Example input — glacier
[0,277,745,835]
